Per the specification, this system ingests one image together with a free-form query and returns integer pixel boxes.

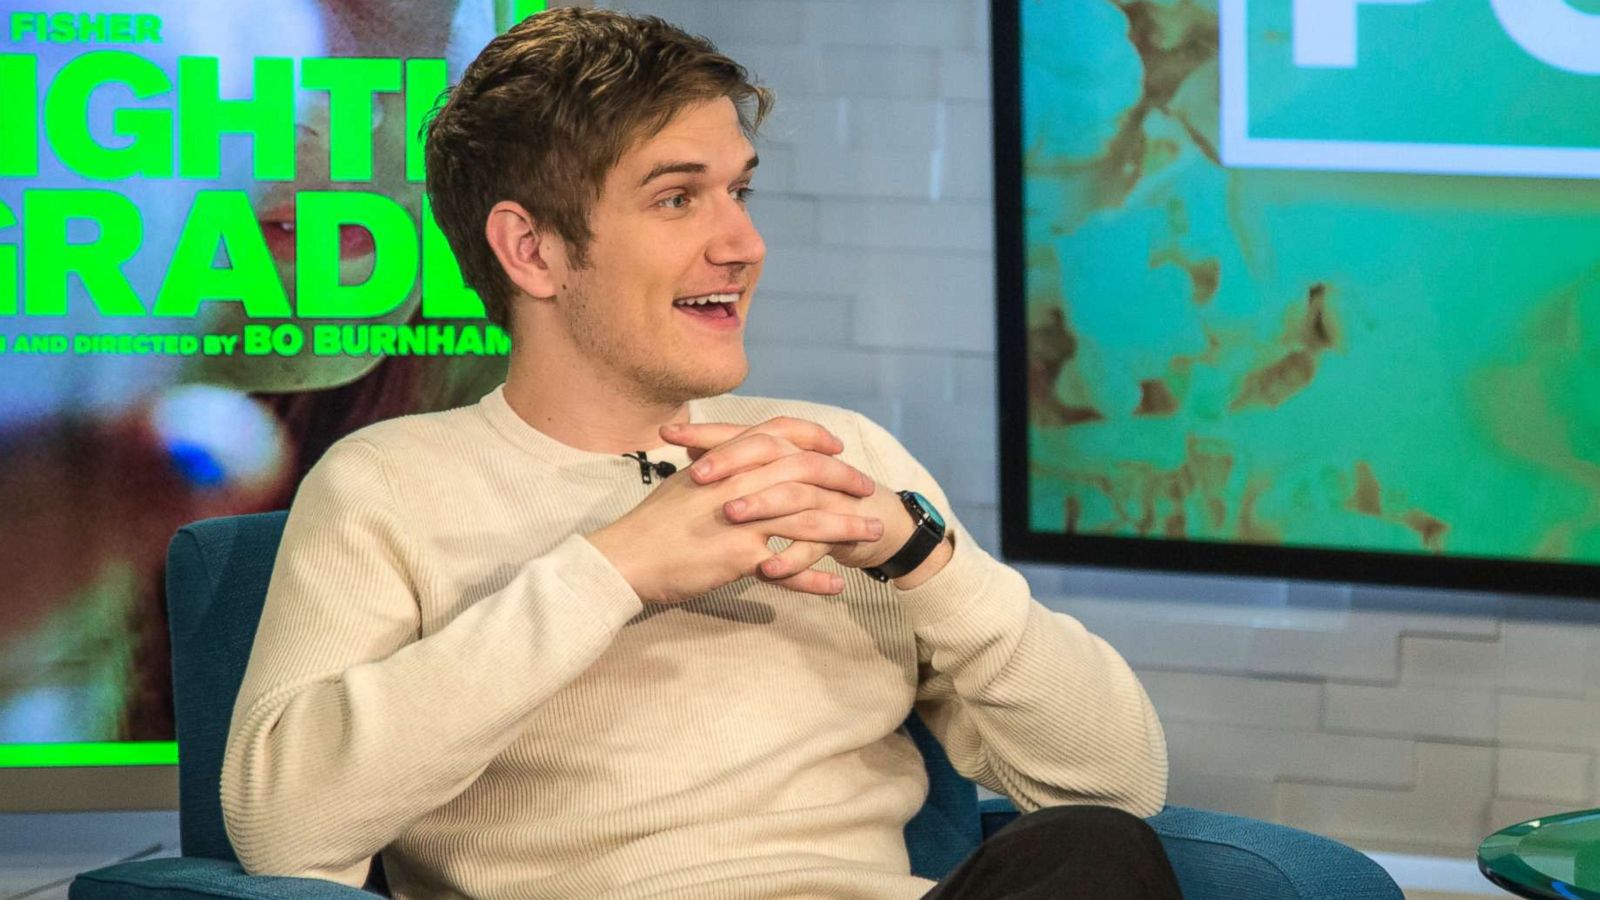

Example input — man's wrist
[891,532,955,590]
[857,486,940,576]
[859,489,953,588]
[584,526,653,605]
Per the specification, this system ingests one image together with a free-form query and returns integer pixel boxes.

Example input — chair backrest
[166,512,291,864]
[165,512,983,878]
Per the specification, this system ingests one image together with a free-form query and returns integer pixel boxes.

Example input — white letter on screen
[1293,0,1431,68]
[1490,0,1600,75]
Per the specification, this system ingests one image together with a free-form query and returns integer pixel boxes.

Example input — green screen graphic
[1221,0,1600,178]
[1024,0,1600,564]
[0,0,542,768]
[0,741,176,768]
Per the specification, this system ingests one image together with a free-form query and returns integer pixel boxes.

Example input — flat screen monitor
[994,0,1600,598]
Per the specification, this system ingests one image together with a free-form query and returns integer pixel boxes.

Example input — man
[221,8,1180,899]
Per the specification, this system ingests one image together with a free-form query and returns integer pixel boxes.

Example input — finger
[660,422,745,450]
[725,482,842,524]
[759,509,884,545]
[661,417,845,456]
[757,539,829,580]
[736,451,877,499]
[757,541,844,594]
[772,565,845,596]
[685,432,796,484]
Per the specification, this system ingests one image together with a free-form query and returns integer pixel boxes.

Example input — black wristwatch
[863,490,948,583]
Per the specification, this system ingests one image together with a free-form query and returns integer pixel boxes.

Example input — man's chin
[702,358,749,397]
[662,360,748,404]
[678,379,743,404]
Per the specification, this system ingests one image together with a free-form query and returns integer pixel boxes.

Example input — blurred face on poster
[188,0,495,393]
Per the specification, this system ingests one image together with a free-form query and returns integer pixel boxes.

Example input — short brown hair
[423,8,774,330]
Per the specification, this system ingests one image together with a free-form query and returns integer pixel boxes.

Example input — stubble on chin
[563,282,748,405]
[628,350,748,407]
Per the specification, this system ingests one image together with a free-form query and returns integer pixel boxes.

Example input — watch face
[909,492,945,529]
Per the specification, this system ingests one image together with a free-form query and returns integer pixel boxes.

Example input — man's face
[552,96,766,406]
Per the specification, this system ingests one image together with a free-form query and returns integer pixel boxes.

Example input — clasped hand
[585,416,912,605]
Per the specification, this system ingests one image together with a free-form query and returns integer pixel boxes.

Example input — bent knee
[997,803,1158,842]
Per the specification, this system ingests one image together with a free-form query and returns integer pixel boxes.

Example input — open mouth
[258,205,377,265]
[673,291,742,328]
[677,303,735,319]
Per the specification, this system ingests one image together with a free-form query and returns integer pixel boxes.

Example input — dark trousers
[920,805,1184,900]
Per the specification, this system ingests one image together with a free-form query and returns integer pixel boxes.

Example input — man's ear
[485,200,564,300]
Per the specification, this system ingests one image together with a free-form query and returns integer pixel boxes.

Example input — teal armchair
[71,512,1403,900]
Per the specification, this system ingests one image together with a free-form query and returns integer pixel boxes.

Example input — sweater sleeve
[220,439,645,885]
[851,413,1168,817]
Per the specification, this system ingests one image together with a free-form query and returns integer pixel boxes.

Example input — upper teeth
[674,293,738,306]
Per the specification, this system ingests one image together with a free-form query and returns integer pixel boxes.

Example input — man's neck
[502,355,692,457]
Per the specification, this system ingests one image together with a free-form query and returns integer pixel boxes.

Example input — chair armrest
[979,796,1021,835]
[71,857,377,900]
[977,799,1403,900]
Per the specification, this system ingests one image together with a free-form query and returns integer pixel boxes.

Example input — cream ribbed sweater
[221,385,1167,900]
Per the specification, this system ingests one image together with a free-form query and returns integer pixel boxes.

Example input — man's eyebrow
[638,155,760,189]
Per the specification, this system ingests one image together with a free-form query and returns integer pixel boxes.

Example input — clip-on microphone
[624,451,677,484]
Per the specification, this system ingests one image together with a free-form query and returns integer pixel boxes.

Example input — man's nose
[707,196,766,267]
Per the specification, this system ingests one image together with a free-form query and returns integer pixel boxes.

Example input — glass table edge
[1478,808,1600,900]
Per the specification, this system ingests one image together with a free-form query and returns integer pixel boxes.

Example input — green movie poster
[0,0,544,766]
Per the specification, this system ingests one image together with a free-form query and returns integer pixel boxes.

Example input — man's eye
[658,189,754,210]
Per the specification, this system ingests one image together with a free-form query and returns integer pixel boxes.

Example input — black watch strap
[864,490,948,583]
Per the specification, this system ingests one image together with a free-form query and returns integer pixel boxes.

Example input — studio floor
[0,813,179,900]
[0,812,1506,900]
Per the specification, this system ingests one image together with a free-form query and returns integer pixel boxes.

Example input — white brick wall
[594,0,1600,860]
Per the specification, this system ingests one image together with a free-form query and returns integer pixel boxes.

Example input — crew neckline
[477,383,705,474]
